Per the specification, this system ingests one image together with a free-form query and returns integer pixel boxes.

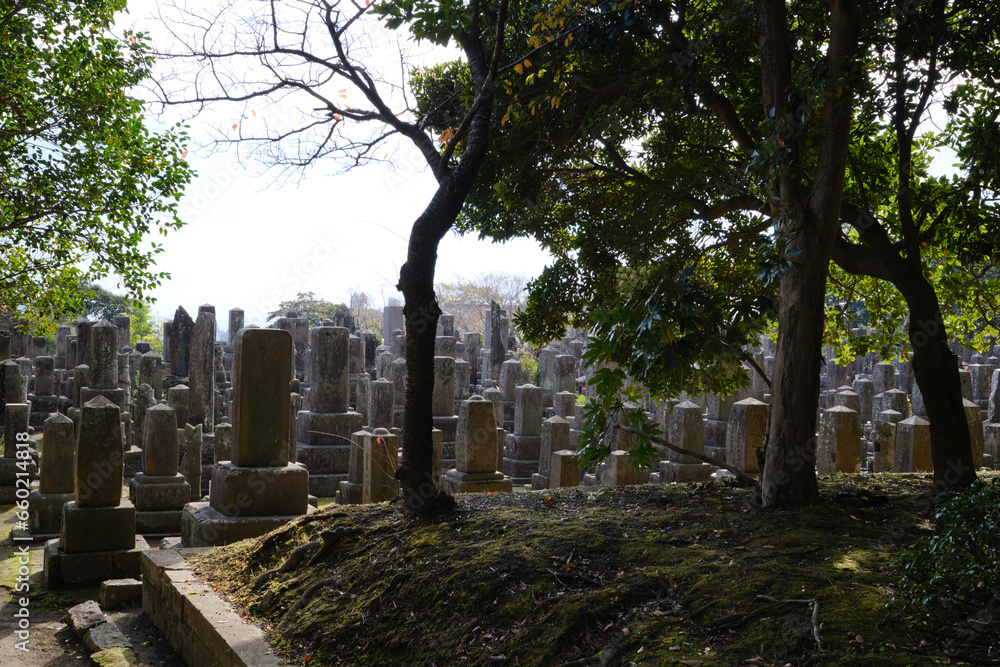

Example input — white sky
[112,2,553,329]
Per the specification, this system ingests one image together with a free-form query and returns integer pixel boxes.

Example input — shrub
[892,480,1000,620]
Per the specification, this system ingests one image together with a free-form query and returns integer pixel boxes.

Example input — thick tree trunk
[760,247,826,505]
[755,0,857,507]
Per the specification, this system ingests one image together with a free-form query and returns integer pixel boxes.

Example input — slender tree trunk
[397,208,445,513]
[903,277,978,491]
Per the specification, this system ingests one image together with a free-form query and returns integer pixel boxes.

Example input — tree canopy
[421,0,999,501]
[0,1,193,331]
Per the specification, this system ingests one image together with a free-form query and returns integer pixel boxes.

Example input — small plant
[575,393,586,406]
[892,480,1000,620]
[515,348,538,382]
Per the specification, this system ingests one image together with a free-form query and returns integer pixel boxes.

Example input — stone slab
[61,500,136,553]
[208,462,309,517]
[181,501,315,548]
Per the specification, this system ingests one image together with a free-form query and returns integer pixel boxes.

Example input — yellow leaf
[526,73,535,85]
[523,58,532,68]
[513,63,523,75]
[232,122,238,130]
[334,114,342,120]
[251,110,256,116]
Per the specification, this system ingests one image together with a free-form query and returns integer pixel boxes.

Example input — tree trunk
[397,224,446,514]
[835,205,979,493]
[755,0,857,507]
[760,247,826,505]
[903,278,977,491]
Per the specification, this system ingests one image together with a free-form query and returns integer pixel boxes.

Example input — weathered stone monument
[28,413,74,537]
[502,384,543,486]
[182,328,312,546]
[296,327,364,497]
[44,396,147,588]
[129,404,191,535]
[440,395,512,494]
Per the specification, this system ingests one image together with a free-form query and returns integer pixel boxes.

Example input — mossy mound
[190,472,1000,666]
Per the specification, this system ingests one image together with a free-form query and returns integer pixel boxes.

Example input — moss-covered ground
[191,472,1000,666]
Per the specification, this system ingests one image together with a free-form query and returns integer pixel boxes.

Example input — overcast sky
[114,2,553,329]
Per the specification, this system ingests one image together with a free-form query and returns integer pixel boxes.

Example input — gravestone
[296,327,364,497]
[440,395,512,494]
[43,396,147,588]
[129,404,190,535]
[28,413,75,537]
[182,328,313,547]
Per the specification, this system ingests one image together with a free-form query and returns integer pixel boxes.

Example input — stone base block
[123,447,143,477]
[601,450,649,486]
[309,473,346,498]
[28,490,73,538]
[530,473,550,490]
[99,578,143,610]
[129,474,191,511]
[659,461,713,483]
[439,469,512,494]
[296,443,351,476]
[550,450,580,488]
[81,387,126,410]
[209,462,309,517]
[44,535,149,588]
[135,510,183,536]
[336,481,363,505]
[181,501,315,547]
[28,394,59,413]
[504,434,542,461]
[0,455,38,486]
[61,501,136,553]
[297,411,364,446]
[432,416,458,444]
[502,457,539,485]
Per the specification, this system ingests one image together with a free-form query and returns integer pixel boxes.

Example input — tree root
[307,527,363,566]
[251,540,323,591]
[706,595,821,651]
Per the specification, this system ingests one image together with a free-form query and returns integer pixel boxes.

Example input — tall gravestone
[296,327,364,497]
[182,328,312,546]
[43,396,147,588]
[129,403,190,534]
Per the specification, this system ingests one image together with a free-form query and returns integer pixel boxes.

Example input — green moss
[189,474,1000,665]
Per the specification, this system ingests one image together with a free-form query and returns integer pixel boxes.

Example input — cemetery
[5,0,1000,665]
[0,306,998,665]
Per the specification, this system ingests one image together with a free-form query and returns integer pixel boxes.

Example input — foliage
[0,1,193,329]
[77,282,130,323]
[266,292,349,328]
[127,300,164,354]
[577,263,773,468]
[893,480,1000,623]
[514,347,538,384]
